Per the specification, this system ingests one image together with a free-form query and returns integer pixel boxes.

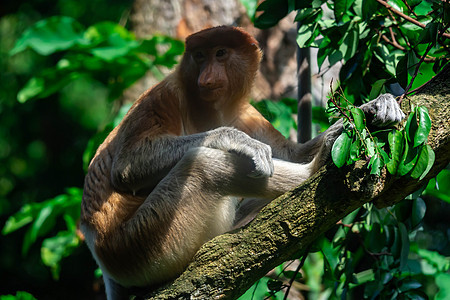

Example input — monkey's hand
[360,93,405,127]
[206,127,274,178]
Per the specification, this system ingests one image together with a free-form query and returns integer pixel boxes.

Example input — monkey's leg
[120,147,313,287]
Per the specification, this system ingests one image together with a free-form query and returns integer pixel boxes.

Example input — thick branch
[146,65,450,299]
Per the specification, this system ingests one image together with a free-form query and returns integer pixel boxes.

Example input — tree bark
[144,65,450,299]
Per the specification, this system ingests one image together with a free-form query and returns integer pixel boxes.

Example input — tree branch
[145,65,450,299]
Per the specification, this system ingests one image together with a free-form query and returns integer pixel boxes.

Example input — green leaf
[252,99,296,138]
[411,197,426,228]
[342,24,359,63]
[334,0,356,22]
[414,106,432,147]
[317,37,332,70]
[332,132,352,168]
[369,79,387,100]
[386,130,404,175]
[361,0,379,20]
[84,21,136,45]
[419,145,435,181]
[398,222,410,270]
[349,138,361,162]
[398,140,419,176]
[399,279,422,292]
[350,107,365,130]
[424,169,450,203]
[418,22,439,45]
[416,248,450,273]
[375,45,403,77]
[17,78,45,103]
[355,269,375,285]
[41,231,79,280]
[396,53,408,88]
[295,7,322,23]
[436,273,450,300]
[410,144,435,180]
[2,204,39,235]
[368,155,382,175]
[254,0,289,29]
[0,291,37,300]
[297,23,319,47]
[10,16,85,56]
[405,108,419,143]
[3,188,82,255]
[240,0,259,19]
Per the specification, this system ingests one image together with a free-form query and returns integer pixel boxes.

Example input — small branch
[283,247,310,300]
[401,0,418,18]
[402,42,435,98]
[336,220,354,228]
[381,33,406,50]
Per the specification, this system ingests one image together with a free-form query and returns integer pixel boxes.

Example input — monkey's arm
[111,127,274,194]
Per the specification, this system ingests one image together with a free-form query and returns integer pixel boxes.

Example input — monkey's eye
[193,51,205,61]
[216,49,227,58]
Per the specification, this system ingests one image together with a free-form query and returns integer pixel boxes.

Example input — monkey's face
[180,26,262,106]
[191,47,231,102]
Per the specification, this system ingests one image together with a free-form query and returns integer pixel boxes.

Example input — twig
[381,34,405,50]
[283,246,310,300]
[402,42,435,98]
[337,220,354,228]
[400,0,418,18]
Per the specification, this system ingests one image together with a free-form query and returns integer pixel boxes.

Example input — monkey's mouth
[199,86,224,99]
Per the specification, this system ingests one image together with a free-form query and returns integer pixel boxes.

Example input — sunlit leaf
[355,269,375,284]
[410,144,435,180]
[332,132,352,168]
[10,16,85,56]
[436,273,450,300]
[334,0,356,22]
[414,106,432,147]
[41,231,79,280]
[368,155,382,175]
[17,78,45,103]
[0,291,37,300]
[350,107,365,130]
[386,129,404,175]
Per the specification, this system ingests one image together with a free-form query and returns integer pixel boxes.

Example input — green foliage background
[0,0,449,299]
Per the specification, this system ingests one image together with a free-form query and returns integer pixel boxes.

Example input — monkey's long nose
[198,66,223,89]
[198,71,215,88]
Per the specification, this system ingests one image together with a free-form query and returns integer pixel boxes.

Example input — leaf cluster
[329,93,435,181]
[11,16,184,103]
[2,188,82,280]
[252,0,450,102]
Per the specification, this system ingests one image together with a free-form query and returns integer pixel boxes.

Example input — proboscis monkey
[80,26,405,299]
